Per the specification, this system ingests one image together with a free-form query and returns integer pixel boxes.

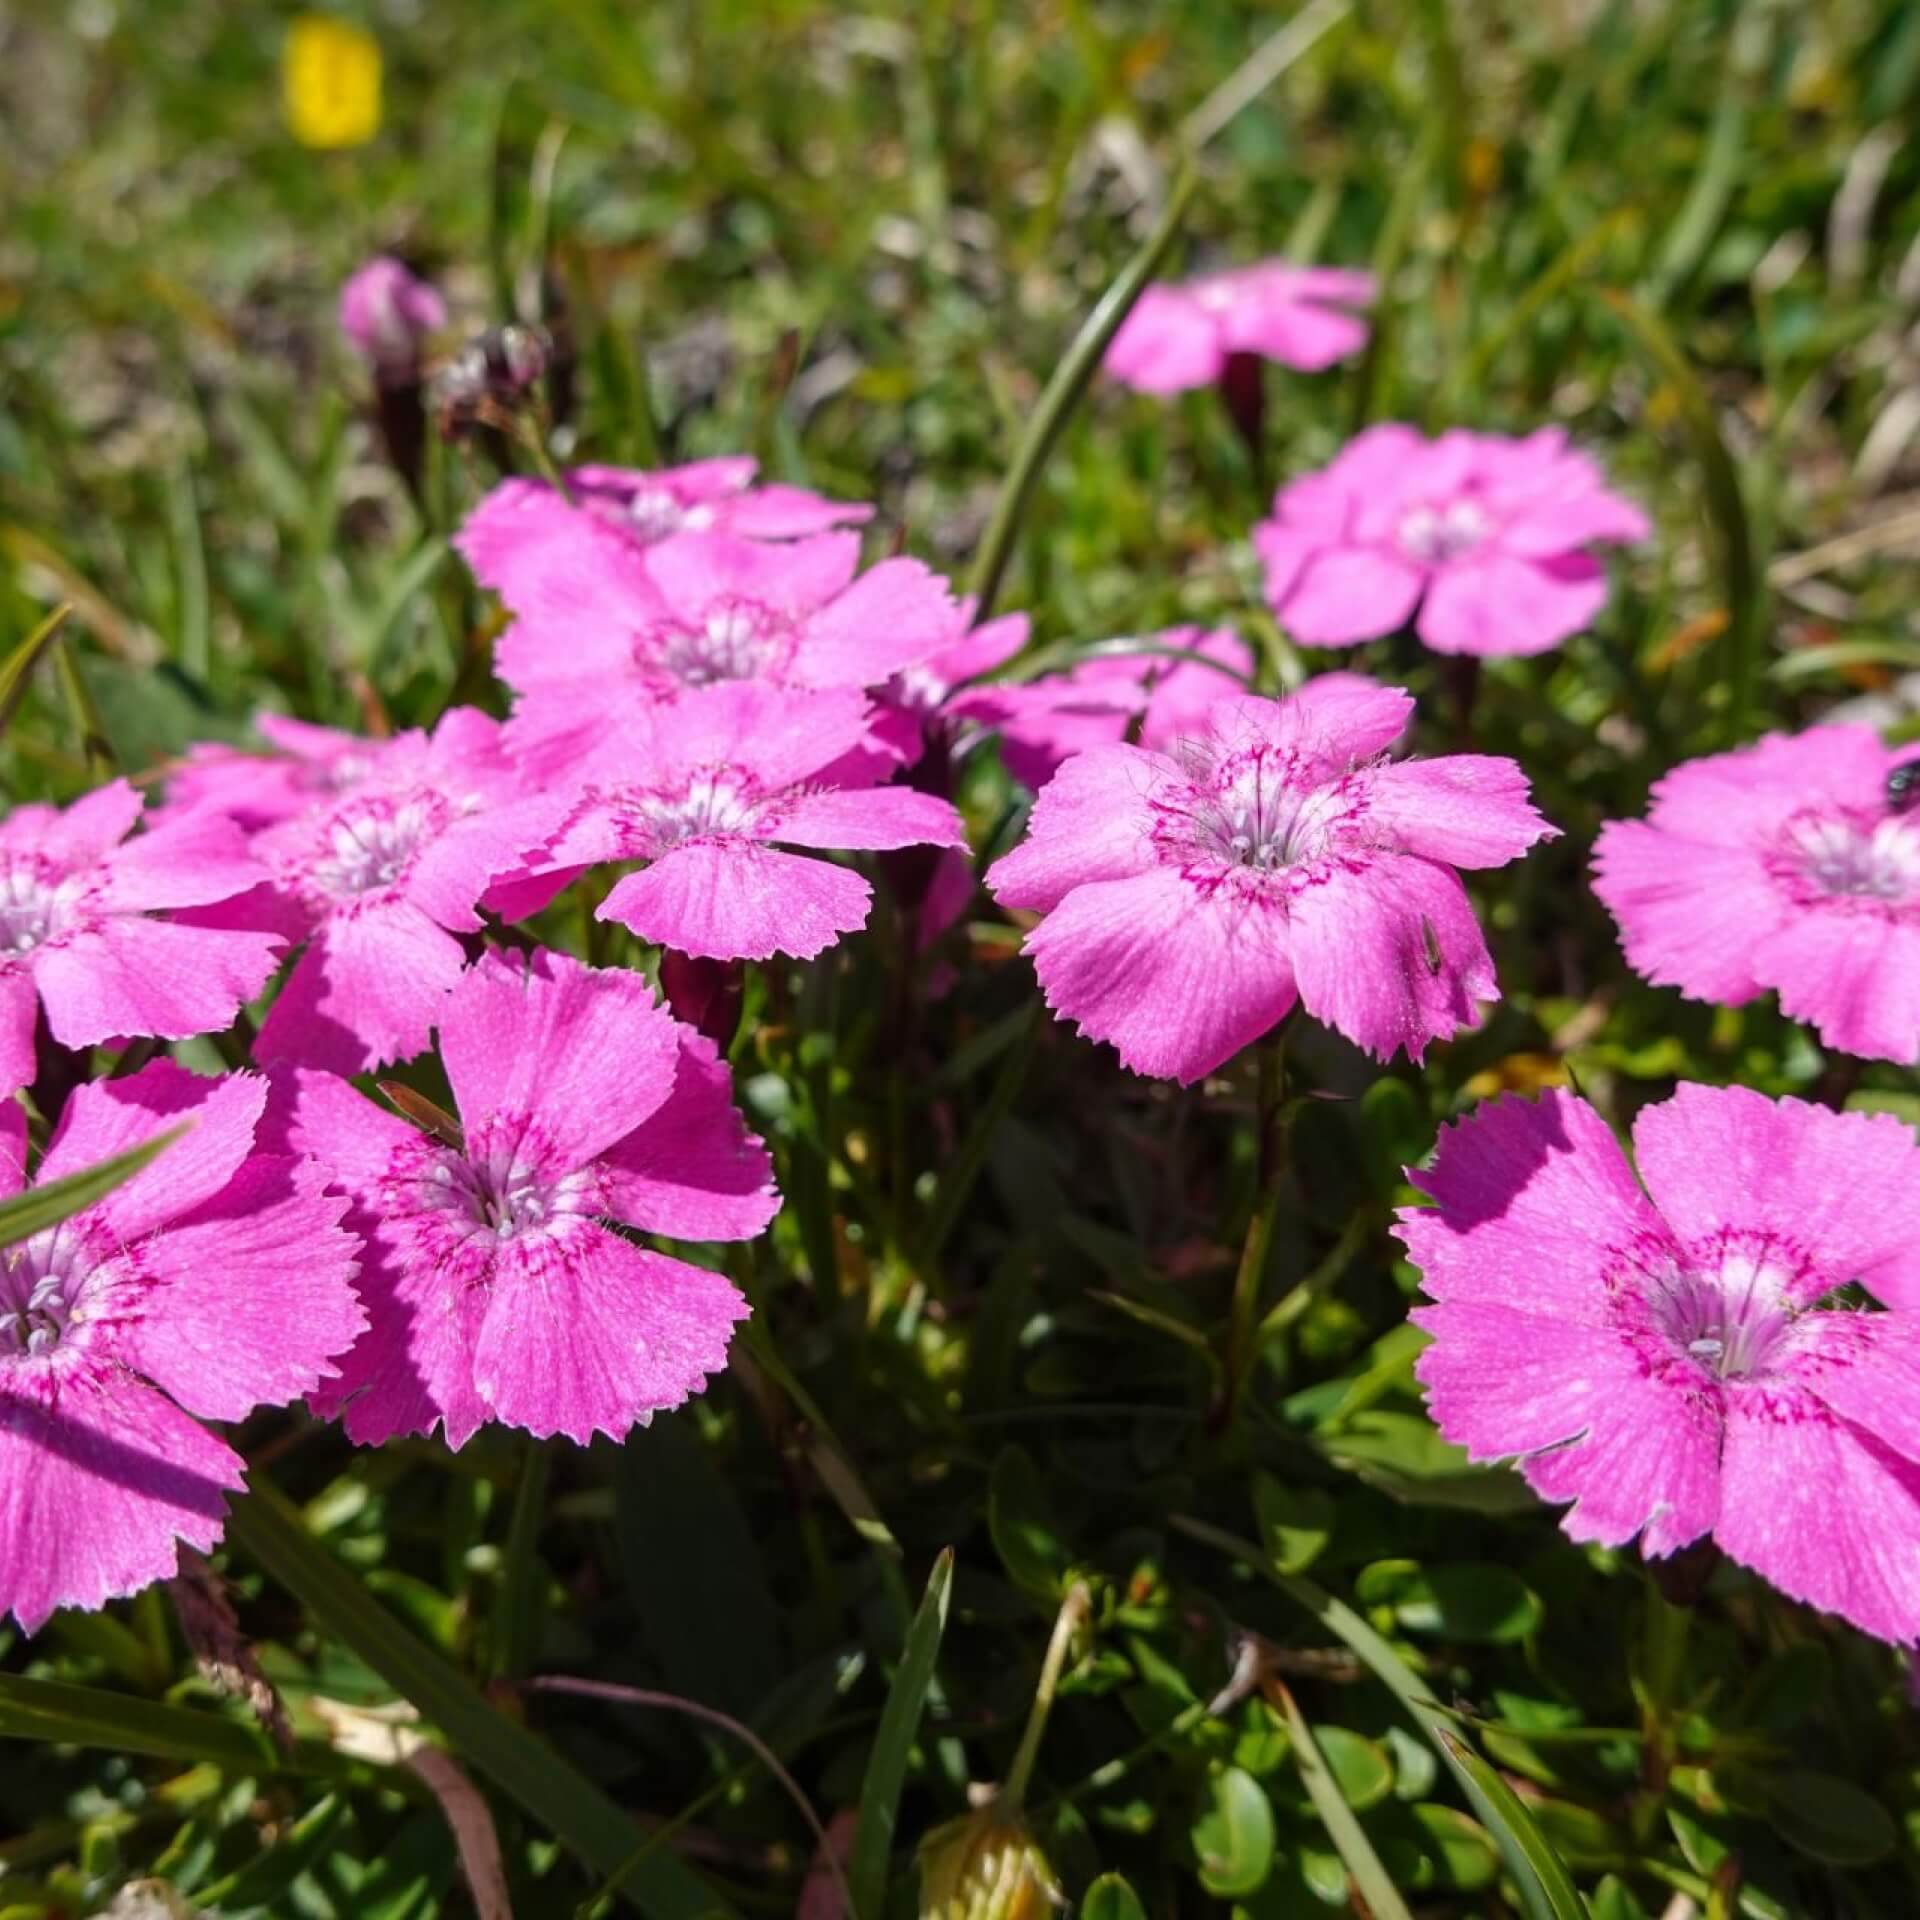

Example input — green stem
[520,413,577,507]
[919,997,1044,1268]
[965,163,1199,622]
[1001,1582,1090,1811]
[1224,1022,1292,1416]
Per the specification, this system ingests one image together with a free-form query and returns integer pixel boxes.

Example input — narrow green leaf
[849,1548,955,1920]
[0,1124,185,1252]
[966,165,1199,620]
[1272,1685,1414,1920]
[0,1673,361,1786]
[920,998,1044,1267]
[0,602,72,736]
[1172,1517,1585,1920]
[225,1476,736,1920]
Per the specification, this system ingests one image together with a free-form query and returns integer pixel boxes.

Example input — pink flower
[981,627,1257,791]
[0,1062,363,1631]
[521,681,969,962]
[1255,425,1649,656]
[458,457,870,608]
[206,710,560,1075]
[985,677,1553,1083]
[1104,263,1374,393]
[1594,724,1920,1062]
[0,781,284,1095]
[273,949,774,1448]
[486,527,965,775]
[876,603,1032,764]
[339,256,446,378]
[1399,1083,1920,1644]
[160,714,381,833]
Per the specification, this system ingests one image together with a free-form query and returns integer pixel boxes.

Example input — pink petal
[1416,551,1607,658]
[0,1365,242,1634]
[115,1156,364,1421]
[602,1030,780,1240]
[1717,1393,1920,1644]
[1799,1313,1920,1463]
[645,529,862,622]
[96,811,267,912]
[406,797,569,935]
[253,906,465,1074]
[0,1098,24,1198]
[471,1231,747,1443]
[35,780,145,866]
[1025,865,1297,1084]
[596,682,874,792]
[1394,1088,1666,1324]
[0,969,39,1098]
[773,786,968,853]
[1751,910,1920,1064]
[1630,1083,1920,1308]
[41,1062,267,1241]
[1253,522,1324,608]
[439,949,683,1165]
[33,917,283,1055]
[601,842,873,961]
[1590,822,1777,1006]
[1367,756,1556,868]
[1220,283,1369,370]
[984,744,1165,913]
[1516,1354,1721,1558]
[1251,673,1415,764]
[1278,546,1427,647]
[725,485,874,539]
[1103,288,1225,393]
[263,1064,415,1193]
[796,558,963,687]
[1641,727,1891,845]
[927,610,1030,686]
[1287,854,1493,1063]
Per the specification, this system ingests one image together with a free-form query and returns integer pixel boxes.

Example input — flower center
[625,484,693,541]
[0,855,84,961]
[409,1121,597,1251]
[308,791,451,902]
[1638,1238,1804,1381]
[1194,278,1238,314]
[1398,499,1488,566]
[0,1223,109,1358]
[650,597,793,688]
[1149,743,1368,890]
[1772,808,1920,911]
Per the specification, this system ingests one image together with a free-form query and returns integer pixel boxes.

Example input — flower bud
[339,256,446,382]
[918,1803,1064,1920]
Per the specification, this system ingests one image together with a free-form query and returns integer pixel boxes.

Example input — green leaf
[0,601,71,736]
[1191,1766,1275,1897]
[1321,1412,1538,1513]
[0,1124,186,1252]
[1271,1688,1412,1920]
[1080,1871,1148,1920]
[1251,1472,1334,1575]
[1409,1804,1499,1893]
[0,1673,359,1785]
[1309,1726,1394,1812]
[1383,1563,1544,1645]
[224,1477,734,1920]
[1757,1768,1897,1867]
[615,1417,783,1718]
[849,1548,955,1920]
[1173,1517,1586,1920]
[988,1444,1071,1599]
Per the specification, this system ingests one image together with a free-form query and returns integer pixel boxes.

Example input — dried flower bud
[339,256,446,381]
[918,1803,1064,1920]
[431,324,554,441]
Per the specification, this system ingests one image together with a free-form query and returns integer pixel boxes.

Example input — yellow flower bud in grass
[918,1801,1064,1920]
[284,15,382,149]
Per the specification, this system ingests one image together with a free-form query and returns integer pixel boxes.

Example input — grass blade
[849,1547,955,1920]
[1270,1682,1415,1920]
[1173,1516,1585,1920]
[0,1672,361,1785]
[965,165,1198,621]
[919,999,1043,1267]
[0,602,72,736]
[225,1475,737,1920]
[0,1125,185,1251]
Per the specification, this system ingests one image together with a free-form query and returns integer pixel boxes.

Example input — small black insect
[1890,757,1920,814]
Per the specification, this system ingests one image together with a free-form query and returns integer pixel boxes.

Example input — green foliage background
[5,0,1920,1915]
